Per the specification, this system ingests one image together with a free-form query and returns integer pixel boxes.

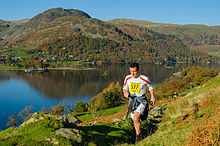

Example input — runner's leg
[133,111,141,135]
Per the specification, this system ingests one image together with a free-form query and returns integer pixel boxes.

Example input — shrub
[53,104,65,115]
[6,114,21,127]
[155,66,219,99]
[88,82,123,112]
[74,101,88,113]
[18,105,35,121]
[65,103,74,114]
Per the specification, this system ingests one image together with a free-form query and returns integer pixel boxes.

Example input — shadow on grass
[142,121,158,138]
[74,113,90,117]
[76,119,159,145]
[78,124,134,145]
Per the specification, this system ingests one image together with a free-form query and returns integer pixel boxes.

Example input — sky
[0,0,220,26]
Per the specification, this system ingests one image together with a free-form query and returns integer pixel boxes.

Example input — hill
[108,18,220,46]
[137,74,220,145]
[0,19,29,38]
[2,8,91,42]
[108,18,220,56]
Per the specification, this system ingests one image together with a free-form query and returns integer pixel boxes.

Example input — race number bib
[130,82,140,93]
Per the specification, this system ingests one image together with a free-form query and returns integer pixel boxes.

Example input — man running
[123,62,156,144]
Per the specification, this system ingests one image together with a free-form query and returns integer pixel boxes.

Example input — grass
[0,106,136,145]
[0,65,24,70]
[0,117,72,145]
[132,75,220,146]
[78,121,134,145]
[138,123,193,145]
[1,46,36,58]
[12,52,32,57]
[73,105,126,122]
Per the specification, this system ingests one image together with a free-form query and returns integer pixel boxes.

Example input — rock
[46,115,81,125]
[122,116,127,120]
[20,116,44,127]
[67,116,81,124]
[55,128,82,144]
[45,137,59,145]
[48,115,64,120]
[45,138,52,141]
[93,121,98,125]
[149,106,166,118]
[173,71,182,78]
[39,117,44,120]
[32,112,39,116]
[147,114,154,119]
[123,119,133,126]
[47,115,67,123]
[51,138,59,145]
[112,118,123,122]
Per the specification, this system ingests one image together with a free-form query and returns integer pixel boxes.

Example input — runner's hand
[150,98,156,105]
[124,91,129,98]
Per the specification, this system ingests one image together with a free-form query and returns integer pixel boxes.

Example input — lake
[0,63,219,130]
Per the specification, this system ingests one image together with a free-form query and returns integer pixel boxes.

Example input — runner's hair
[130,62,139,71]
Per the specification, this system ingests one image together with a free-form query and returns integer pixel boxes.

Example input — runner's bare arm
[123,89,129,98]
[149,89,156,105]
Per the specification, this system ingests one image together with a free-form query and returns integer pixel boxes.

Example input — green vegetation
[0,66,219,145]
[88,82,123,112]
[136,75,220,146]
[73,105,125,122]
[153,66,219,99]
[0,117,72,145]
[0,65,23,70]
[1,24,218,69]
[74,101,88,113]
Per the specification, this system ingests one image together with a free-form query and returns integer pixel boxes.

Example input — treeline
[1,22,219,68]
[178,33,220,46]
[36,31,216,67]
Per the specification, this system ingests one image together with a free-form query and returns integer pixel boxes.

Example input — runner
[123,62,156,144]
[172,92,178,99]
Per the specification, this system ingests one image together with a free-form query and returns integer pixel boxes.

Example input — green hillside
[136,74,220,145]
[108,18,220,55]
[0,67,219,145]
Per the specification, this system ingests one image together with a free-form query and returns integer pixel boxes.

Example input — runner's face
[130,67,139,78]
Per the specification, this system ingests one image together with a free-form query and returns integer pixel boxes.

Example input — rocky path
[78,98,174,126]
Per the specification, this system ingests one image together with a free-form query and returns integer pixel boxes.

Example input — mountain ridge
[108,18,220,46]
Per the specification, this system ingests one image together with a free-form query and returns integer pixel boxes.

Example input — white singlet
[123,74,153,97]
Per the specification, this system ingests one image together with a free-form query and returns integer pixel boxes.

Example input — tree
[18,105,35,121]
[6,114,21,127]
[53,104,65,115]
[74,101,88,113]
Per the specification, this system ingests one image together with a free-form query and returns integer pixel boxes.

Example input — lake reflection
[0,63,219,130]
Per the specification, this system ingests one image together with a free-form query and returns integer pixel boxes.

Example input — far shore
[0,66,97,71]
[48,67,97,71]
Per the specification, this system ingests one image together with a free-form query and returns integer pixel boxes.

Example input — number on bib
[130,83,140,93]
